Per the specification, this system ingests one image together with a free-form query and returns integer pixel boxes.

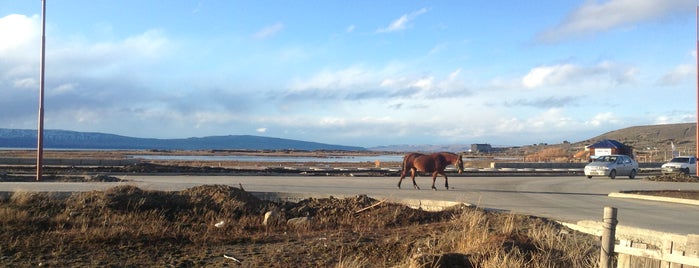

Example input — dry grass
[397,210,599,268]
[0,185,599,267]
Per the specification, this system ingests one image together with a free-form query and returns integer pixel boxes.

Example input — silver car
[584,154,638,179]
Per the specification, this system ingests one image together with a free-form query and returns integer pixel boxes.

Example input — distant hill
[575,123,696,151]
[0,129,366,151]
[373,123,698,154]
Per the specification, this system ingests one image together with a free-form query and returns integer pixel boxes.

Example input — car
[584,154,638,179]
[661,156,697,175]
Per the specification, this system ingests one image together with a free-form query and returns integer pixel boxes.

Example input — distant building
[586,139,634,159]
[471,143,493,153]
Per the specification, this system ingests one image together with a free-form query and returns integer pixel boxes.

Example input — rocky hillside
[576,123,696,152]
[511,123,698,162]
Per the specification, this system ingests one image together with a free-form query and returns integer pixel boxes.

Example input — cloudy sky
[1,1,697,147]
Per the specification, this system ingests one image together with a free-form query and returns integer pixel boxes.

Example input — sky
[1,0,698,148]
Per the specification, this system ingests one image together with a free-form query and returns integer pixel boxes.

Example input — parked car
[661,156,697,175]
[584,154,638,179]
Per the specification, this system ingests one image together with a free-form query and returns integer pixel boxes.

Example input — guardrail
[563,207,699,268]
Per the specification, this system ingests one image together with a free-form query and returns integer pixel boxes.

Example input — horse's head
[456,154,464,174]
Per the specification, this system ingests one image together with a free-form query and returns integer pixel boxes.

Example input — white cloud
[12,78,37,88]
[654,112,695,125]
[253,22,284,39]
[0,14,38,55]
[376,8,428,33]
[289,65,374,91]
[538,0,692,42]
[45,29,170,78]
[585,112,620,127]
[256,127,267,133]
[411,77,433,90]
[52,83,79,95]
[495,108,573,134]
[522,64,579,89]
[122,30,169,56]
[658,64,693,86]
[346,25,355,33]
[521,61,636,89]
[286,65,471,102]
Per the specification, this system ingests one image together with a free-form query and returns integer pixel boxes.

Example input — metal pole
[36,0,46,181]
[599,206,618,268]
[696,5,698,176]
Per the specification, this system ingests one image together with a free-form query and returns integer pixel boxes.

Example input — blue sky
[1,0,697,148]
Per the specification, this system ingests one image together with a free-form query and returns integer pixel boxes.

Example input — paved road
[2,175,698,235]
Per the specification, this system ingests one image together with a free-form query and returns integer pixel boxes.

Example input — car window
[671,158,689,163]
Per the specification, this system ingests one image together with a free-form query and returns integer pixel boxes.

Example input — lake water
[129,154,404,163]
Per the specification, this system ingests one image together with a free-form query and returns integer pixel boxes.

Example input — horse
[397,152,464,190]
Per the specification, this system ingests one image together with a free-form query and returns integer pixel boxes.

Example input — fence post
[600,206,618,268]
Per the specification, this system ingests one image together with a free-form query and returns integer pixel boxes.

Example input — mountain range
[1,123,696,152]
[0,129,365,151]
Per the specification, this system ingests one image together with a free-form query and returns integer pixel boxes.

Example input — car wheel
[587,175,593,179]
[682,168,689,175]
[609,170,616,180]
[629,169,636,180]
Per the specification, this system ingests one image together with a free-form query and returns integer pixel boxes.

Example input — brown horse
[397,152,464,190]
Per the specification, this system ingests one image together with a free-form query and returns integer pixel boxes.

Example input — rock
[286,217,311,229]
[292,204,311,216]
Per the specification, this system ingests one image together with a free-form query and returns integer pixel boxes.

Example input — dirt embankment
[0,185,600,267]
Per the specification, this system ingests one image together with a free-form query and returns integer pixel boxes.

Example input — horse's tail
[401,154,411,174]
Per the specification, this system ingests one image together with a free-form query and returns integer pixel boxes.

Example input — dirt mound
[0,185,599,267]
[645,173,699,182]
[181,184,275,217]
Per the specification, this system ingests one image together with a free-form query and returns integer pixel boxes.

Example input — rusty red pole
[36,0,46,181]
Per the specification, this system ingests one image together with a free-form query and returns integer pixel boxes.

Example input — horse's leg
[411,169,420,190]
[443,172,449,190]
[397,170,406,189]
[431,171,438,190]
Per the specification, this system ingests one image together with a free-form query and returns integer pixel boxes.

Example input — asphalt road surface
[2,175,698,235]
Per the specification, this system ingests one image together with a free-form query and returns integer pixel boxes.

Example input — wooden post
[600,206,618,268]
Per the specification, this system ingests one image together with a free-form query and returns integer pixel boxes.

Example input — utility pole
[36,0,46,181]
